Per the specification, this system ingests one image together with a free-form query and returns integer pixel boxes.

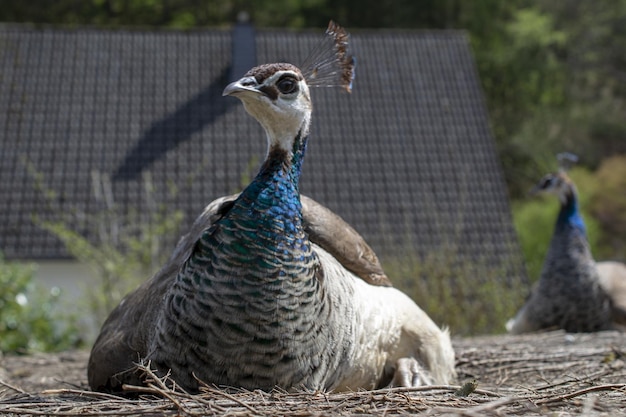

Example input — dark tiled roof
[0,25,524,278]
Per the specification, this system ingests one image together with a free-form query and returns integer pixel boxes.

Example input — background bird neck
[556,190,586,236]
[542,195,594,280]
[540,189,594,273]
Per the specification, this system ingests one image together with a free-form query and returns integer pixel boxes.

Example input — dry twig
[0,330,624,416]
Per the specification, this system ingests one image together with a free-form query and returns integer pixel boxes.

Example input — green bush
[0,253,82,353]
[384,249,526,336]
[24,161,185,328]
[589,155,626,261]
[40,207,183,327]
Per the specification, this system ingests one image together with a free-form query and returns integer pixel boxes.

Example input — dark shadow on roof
[112,65,234,182]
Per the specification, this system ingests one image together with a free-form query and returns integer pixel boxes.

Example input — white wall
[33,260,99,299]
[32,260,101,340]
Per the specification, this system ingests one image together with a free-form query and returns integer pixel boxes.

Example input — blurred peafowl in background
[88,21,456,394]
[508,153,626,333]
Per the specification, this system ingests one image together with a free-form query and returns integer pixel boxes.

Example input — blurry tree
[589,155,626,260]
[471,6,569,196]
[0,0,326,28]
[502,0,626,195]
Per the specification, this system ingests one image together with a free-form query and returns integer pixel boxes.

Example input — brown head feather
[245,63,303,84]
[301,21,355,92]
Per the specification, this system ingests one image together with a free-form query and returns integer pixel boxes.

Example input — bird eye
[277,77,298,94]
[542,175,558,189]
[541,178,552,189]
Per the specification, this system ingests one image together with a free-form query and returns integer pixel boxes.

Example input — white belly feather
[314,246,456,390]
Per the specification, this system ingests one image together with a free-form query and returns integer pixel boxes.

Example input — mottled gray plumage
[88,22,455,394]
[200,194,392,287]
[507,170,613,333]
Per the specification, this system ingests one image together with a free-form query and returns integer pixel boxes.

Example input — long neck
[556,188,586,236]
[241,130,306,211]
[290,130,308,193]
[542,187,593,278]
[193,130,316,285]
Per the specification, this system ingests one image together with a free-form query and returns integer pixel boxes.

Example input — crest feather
[301,21,356,93]
[557,152,578,172]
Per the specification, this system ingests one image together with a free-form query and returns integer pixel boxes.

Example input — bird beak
[223,77,259,97]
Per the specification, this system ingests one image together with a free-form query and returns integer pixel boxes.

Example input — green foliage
[384,250,526,336]
[493,1,626,196]
[511,195,557,283]
[26,164,185,326]
[0,254,82,353]
[0,0,327,29]
[39,210,182,324]
[471,7,569,196]
[589,155,626,260]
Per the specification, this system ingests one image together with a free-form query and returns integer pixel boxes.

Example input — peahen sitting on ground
[507,153,625,333]
[88,21,456,394]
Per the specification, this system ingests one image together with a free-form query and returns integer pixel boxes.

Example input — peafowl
[507,153,620,334]
[597,261,626,329]
[88,21,456,394]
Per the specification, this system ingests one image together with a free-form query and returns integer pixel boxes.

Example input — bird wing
[87,259,179,391]
[172,193,392,287]
[87,195,229,391]
[300,194,391,286]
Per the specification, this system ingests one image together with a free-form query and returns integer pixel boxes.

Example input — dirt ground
[0,330,625,416]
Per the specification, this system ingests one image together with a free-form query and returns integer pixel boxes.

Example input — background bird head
[530,152,579,205]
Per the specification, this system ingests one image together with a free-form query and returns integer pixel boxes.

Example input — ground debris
[0,330,624,416]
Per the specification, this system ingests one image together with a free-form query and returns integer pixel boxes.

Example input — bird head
[530,172,574,202]
[224,63,312,152]
[223,21,355,154]
[530,152,579,205]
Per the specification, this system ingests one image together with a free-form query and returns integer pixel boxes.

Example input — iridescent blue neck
[226,130,308,238]
[194,131,310,274]
[556,191,586,236]
[241,139,302,214]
